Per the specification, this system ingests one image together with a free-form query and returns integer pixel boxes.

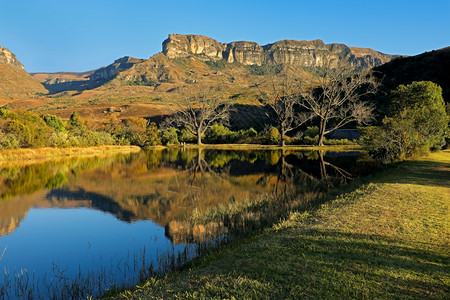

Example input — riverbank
[0,145,141,164]
[111,150,449,299]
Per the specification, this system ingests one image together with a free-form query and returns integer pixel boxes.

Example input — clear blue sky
[0,0,448,73]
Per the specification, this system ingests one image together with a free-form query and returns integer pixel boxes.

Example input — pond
[0,148,374,299]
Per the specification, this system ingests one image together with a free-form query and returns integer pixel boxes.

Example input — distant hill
[31,56,145,94]
[374,47,450,103]
[0,46,47,99]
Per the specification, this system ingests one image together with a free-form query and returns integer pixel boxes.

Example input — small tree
[300,60,379,146]
[67,111,85,133]
[168,89,232,145]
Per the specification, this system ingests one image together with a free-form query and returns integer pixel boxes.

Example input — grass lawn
[111,151,449,299]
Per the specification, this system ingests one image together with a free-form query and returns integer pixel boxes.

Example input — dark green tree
[360,81,448,161]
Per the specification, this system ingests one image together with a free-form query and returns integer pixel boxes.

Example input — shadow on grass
[176,229,449,299]
[373,159,450,188]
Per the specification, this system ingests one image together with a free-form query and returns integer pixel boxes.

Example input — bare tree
[167,88,232,145]
[258,76,310,147]
[300,61,379,146]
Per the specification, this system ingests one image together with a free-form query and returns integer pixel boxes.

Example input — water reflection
[0,148,372,298]
[0,149,367,239]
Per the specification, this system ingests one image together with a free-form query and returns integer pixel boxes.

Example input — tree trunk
[281,130,285,147]
[318,150,327,178]
[197,128,202,145]
[318,119,325,146]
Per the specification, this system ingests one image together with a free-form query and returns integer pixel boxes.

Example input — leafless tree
[167,88,232,145]
[258,76,311,147]
[300,60,379,146]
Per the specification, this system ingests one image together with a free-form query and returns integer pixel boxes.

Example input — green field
[111,150,450,299]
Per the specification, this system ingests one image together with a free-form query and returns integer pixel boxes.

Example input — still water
[0,148,371,299]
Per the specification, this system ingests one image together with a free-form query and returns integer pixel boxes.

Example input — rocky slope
[0,46,47,99]
[162,33,394,68]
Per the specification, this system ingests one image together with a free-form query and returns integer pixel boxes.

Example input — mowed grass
[111,150,449,299]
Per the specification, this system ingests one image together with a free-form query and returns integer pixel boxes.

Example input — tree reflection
[0,149,361,241]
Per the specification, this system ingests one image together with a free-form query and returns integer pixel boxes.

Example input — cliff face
[163,34,394,68]
[0,46,24,69]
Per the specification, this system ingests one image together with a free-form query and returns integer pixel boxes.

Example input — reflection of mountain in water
[0,149,365,240]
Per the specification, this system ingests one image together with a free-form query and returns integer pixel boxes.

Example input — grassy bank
[0,145,141,163]
[111,150,449,299]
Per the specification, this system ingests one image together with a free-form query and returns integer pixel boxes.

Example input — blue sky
[0,0,448,73]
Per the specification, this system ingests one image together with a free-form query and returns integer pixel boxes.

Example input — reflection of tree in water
[167,149,359,244]
[0,148,362,242]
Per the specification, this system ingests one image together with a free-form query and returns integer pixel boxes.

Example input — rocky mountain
[31,34,394,97]
[0,46,47,99]
[162,33,394,68]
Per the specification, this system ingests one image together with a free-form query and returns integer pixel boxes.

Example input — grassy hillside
[375,47,450,104]
[0,64,47,99]
[111,150,450,299]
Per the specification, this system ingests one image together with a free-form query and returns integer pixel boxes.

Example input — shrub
[204,123,237,144]
[42,114,66,132]
[263,126,281,145]
[161,127,179,145]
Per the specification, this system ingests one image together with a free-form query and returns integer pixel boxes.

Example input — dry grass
[0,145,141,165]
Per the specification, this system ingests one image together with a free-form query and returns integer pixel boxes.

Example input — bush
[0,134,19,149]
[179,127,196,143]
[262,126,281,145]
[42,114,65,132]
[161,127,179,145]
[205,123,237,144]
[144,122,162,148]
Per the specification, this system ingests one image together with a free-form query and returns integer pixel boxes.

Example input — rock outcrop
[0,46,47,99]
[0,46,24,69]
[163,34,394,68]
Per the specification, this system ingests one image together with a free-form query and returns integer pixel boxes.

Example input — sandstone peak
[0,46,24,69]
[162,34,394,68]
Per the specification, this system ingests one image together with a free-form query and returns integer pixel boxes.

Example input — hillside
[0,46,48,99]
[374,47,450,103]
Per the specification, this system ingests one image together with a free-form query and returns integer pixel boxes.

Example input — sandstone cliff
[163,34,394,68]
[0,46,47,99]
[0,46,24,69]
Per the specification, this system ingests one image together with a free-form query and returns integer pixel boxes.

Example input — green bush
[161,127,179,145]
[179,127,196,143]
[0,134,19,149]
[263,126,281,145]
[42,114,66,132]
[205,123,237,144]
